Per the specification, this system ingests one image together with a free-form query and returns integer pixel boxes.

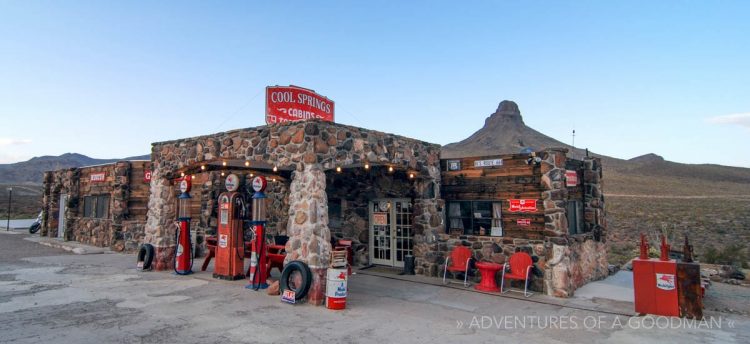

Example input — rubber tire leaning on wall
[279,260,312,301]
[137,244,155,271]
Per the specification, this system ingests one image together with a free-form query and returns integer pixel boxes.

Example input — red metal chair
[442,246,474,287]
[500,252,534,297]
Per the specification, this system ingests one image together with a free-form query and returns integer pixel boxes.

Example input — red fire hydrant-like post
[247,176,269,290]
[639,233,649,260]
[175,176,194,275]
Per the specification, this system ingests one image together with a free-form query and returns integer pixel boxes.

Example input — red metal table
[475,261,503,292]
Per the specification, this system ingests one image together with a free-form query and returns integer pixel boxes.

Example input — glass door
[369,199,413,267]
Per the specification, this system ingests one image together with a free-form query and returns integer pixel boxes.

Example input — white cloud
[707,113,750,129]
[0,138,32,146]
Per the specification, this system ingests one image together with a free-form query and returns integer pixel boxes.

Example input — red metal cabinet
[633,258,679,317]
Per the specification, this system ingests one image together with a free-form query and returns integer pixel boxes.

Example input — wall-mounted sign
[447,160,461,171]
[225,174,240,192]
[508,199,537,212]
[474,159,503,168]
[144,170,152,183]
[517,218,532,226]
[373,212,388,226]
[90,172,106,182]
[565,170,579,187]
[266,85,335,124]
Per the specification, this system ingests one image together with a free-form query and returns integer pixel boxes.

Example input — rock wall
[41,161,150,252]
[146,120,441,279]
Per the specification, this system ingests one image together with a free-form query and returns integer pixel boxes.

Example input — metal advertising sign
[656,273,676,290]
[266,85,335,124]
[517,218,532,226]
[565,170,579,187]
[90,172,106,182]
[373,213,388,226]
[447,160,461,171]
[508,199,537,212]
[473,159,503,168]
[281,289,296,304]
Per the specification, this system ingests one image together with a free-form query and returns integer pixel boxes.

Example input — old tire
[279,260,312,301]
[137,244,155,270]
[28,223,40,234]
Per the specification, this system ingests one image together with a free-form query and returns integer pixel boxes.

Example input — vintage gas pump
[175,176,194,275]
[247,176,269,290]
[213,173,246,280]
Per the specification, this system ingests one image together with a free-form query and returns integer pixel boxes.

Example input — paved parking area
[1,232,748,343]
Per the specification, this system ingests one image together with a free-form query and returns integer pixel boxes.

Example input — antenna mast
[572,129,576,147]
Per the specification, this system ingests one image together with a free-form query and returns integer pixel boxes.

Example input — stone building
[143,119,607,299]
[41,113,607,300]
[41,160,151,252]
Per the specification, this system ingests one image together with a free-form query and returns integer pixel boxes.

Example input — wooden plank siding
[441,154,546,236]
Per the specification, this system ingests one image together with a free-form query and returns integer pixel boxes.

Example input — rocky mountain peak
[485,100,524,127]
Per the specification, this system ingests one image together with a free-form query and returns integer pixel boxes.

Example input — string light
[364,163,369,170]
[221,172,225,176]
[409,173,414,179]
[250,173,254,177]
[180,172,185,177]
[388,166,394,173]
[336,166,342,173]
[244,161,250,167]
[222,161,227,166]
[273,166,278,172]
[200,165,205,170]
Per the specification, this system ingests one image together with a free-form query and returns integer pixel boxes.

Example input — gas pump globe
[174,176,194,275]
[247,175,269,289]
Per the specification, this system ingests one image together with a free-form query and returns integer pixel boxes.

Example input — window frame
[82,194,110,219]
[447,200,503,236]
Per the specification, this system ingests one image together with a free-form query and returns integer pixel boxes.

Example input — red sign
[90,172,106,182]
[517,219,531,226]
[565,170,579,187]
[508,199,537,212]
[144,170,152,183]
[266,85,334,124]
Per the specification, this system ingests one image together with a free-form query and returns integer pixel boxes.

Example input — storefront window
[447,201,502,236]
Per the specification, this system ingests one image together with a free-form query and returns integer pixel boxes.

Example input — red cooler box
[633,258,679,316]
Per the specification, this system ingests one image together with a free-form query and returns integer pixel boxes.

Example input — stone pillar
[284,164,332,305]
[144,166,178,271]
[111,162,131,251]
[41,172,53,237]
[540,148,569,236]
[412,165,445,277]
[582,157,606,241]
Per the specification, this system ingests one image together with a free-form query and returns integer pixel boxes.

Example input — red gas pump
[247,176,269,290]
[175,176,194,275]
[213,174,246,280]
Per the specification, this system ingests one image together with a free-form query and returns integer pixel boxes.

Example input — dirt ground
[1,231,749,343]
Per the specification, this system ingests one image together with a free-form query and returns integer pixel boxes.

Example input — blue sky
[1,1,749,167]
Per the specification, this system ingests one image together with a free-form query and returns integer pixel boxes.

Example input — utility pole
[572,130,576,148]
[6,187,11,231]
